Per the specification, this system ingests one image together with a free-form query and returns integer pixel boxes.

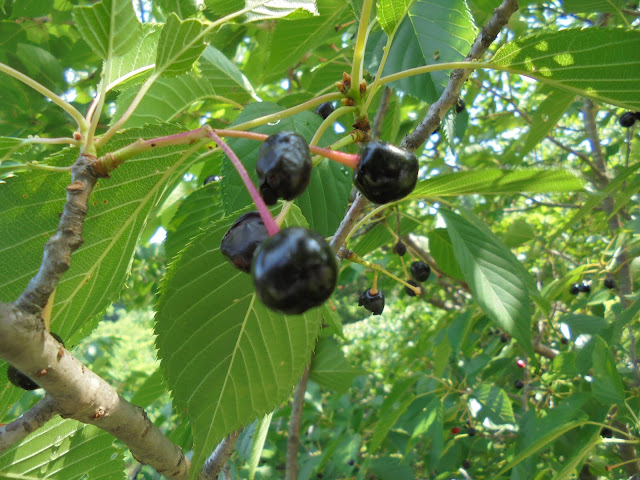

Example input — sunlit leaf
[155,13,206,77]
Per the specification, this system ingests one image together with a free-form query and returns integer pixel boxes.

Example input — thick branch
[198,430,241,480]
[401,0,519,151]
[285,365,310,480]
[0,396,58,451]
[0,153,190,479]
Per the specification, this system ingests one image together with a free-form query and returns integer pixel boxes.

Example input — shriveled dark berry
[604,277,616,289]
[358,288,385,315]
[7,365,39,390]
[619,112,638,128]
[410,261,431,282]
[353,141,419,204]
[203,175,220,185]
[221,212,268,273]
[500,333,509,343]
[252,227,337,314]
[393,240,406,256]
[514,379,524,389]
[579,282,591,294]
[455,99,466,114]
[560,337,569,345]
[314,102,335,120]
[348,459,355,466]
[467,427,476,437]
[405,279,421,297]
[256,132,312,205]
[462,460,471,469]
[600,427,613,438]
[569,283,581,295]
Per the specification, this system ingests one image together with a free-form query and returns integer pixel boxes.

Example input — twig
[400,0,519,152]
[198,429,241,480]
[371,87,392,139]
[0,153,190,479]
[285,365,310,480]
[0,396,58,451]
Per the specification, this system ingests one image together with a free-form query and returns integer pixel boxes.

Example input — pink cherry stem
[207,131,280,236]
[214,129,360,170]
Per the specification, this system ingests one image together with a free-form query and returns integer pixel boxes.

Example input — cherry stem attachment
[370,272,379,295]
[345,250,421,295]
[206,131,280,236]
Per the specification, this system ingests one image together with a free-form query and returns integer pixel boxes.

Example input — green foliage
[1,1,639,479]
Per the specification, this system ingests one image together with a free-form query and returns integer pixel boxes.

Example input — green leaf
[427,228,464,281]
[0,137,31,163]
[552,434,601,480]
[559,314,607,336]
[310,337,365,393]
[221,103,351,236]
[114,46,257,128]
[247,412,273,480]
[591,336,625,405]
[0,362,23,422]
[154,206,322,479]
[265,0,350,81]
[503,218,536,248]
[491,29,640,110]
[369,393,415,453]
[155,0,199,18]
[155,13,206,77]
[410,168,584,198]
[368,0,476,102]
[0,417,124,479]
[407,397,443,457]
[72,0,141,59]
[130,368,167,408]
[441,209,533,356]
[473,384,515,425]
[508,87,576,163]
[376,0,412,35]
[369,456,415,480]
[106,24,160,89]
[0,126,200,345]
[244,0,319,22]
[561,0,626,13]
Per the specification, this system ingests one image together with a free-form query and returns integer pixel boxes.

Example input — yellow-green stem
[346,250,420,294]
[350,0,375,97]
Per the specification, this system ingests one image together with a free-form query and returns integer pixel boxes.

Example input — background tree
[0,0,639,479]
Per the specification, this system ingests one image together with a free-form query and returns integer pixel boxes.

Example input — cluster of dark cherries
[219,127,420,316]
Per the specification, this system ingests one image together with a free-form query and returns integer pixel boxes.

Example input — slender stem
[106,64,155,92]
[96,71,160,148]
[363,27,399,113]
[231,93,342,132]
[1,137,79,165]
[86,60,112,154]
[350,0,375,95]
[309,106,356,147]
[345,250,421,294]
[0,62,88,131]
[285,365,310,480]
[207,131,280,236]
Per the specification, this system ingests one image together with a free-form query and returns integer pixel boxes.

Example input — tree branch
[198,429,241,480]
[285,365,310,480]
[401,0,519,151]
[0,153,190,479]
[0,396,58,451]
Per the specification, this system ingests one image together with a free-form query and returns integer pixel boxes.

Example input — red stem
[207,131,280,236]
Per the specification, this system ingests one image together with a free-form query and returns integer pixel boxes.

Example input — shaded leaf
[591,336,625,405]
[473,384,515,425]
[72,0,141,59]
[310,337,365,393]
[491,29,640,110]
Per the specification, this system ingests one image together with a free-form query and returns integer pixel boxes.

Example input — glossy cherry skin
[619,112,638,128]
[358,288,385,315]
[221,212,268,273]
[353,141,419,204]
[604,277,616,289]
[579,282,591,294]
[251,227,337,314]
[314,102,335,120]
[256,132,312,205]
[569,283,581,295]
[393,241,406,256]
[410,261,431,282]
[405,279,421,297]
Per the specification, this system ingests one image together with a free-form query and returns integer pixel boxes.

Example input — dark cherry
[619,112,639,128]
[7,332,64,391]
[221,212,268,273]
[500,333,509,343]
[358,288,385,315]
[314,102,335,120]
[405,279,421,297]
[393,240,407,256]
[252,227,337,314]
[600,427,613,438]
[579,282,591,294]
[455,99,466,114]
[353,141,419,204]
[462,460,471,469]
[203,175,220,185]
[514,379,524,389]
[410,261,431,282]
[467,427,476,437]
[604,277,616,289]
[569,283,581,295]
[256,132,312,205]
[560,337,569,345]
